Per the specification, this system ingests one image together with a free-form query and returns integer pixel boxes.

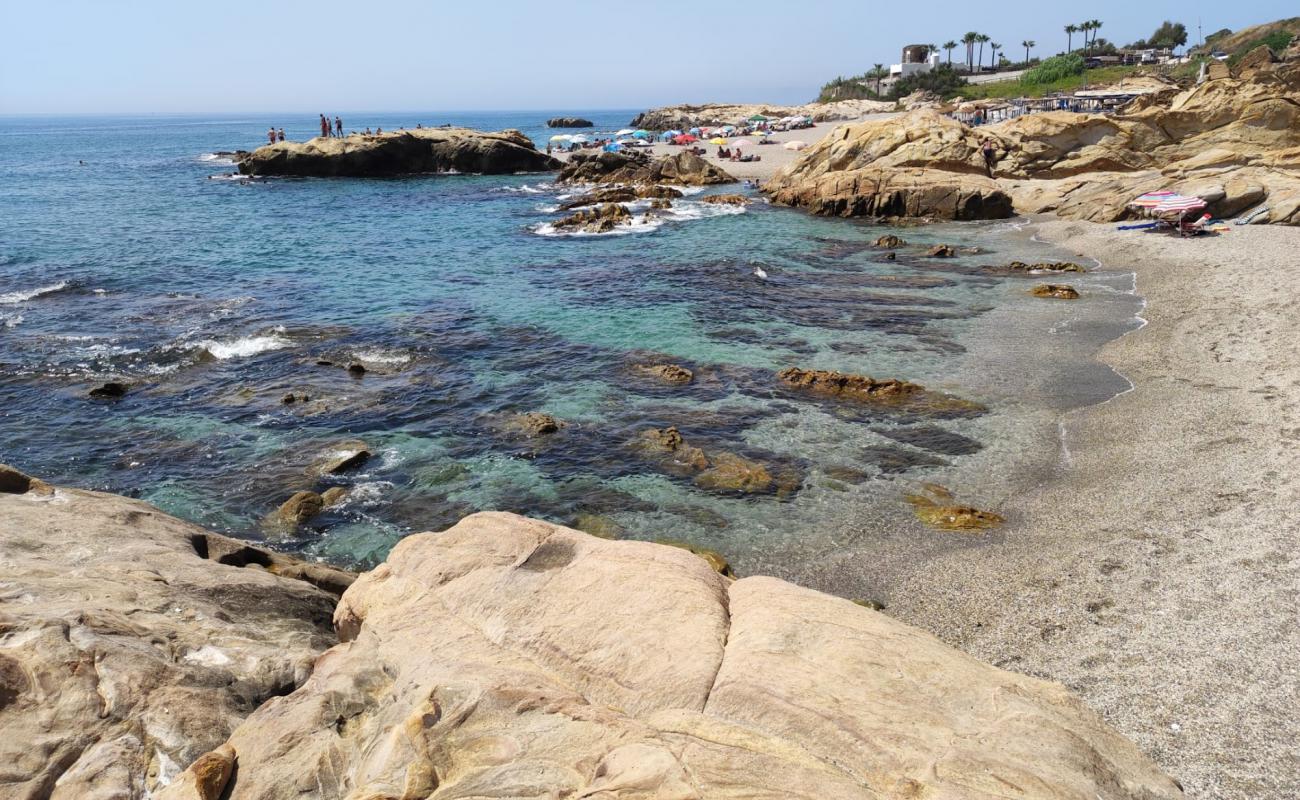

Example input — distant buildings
[890,45,941,79]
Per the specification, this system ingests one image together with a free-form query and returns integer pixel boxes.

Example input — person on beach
[277,128,286,142]
[980,137,999,178]
[335,116,343,137]
[364,127,372,135]
[376,127,383,135]
[267,127,276,145]
[320,114,329,138]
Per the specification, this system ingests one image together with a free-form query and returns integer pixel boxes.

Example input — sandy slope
[887,219,1300,798]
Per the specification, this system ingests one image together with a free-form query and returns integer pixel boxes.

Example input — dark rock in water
[925,244,957,258]
[89,381,130,399]
[694,451,772,494]
[634,427,710,474]
[878,425,983,456]
[1001,261,1086,273]
[346,363,367,376]
[236,127,561,177]
[885,251,897,260]
[1030,284,1081,299]
[701,194,749,206]
[649,198,673,210]
[860,445,949,474]
[546,117,594,128]
[632,427,793,496]
[637,185,683,199]
[553,203,632,234]
[557,150,734,186]
[653,539,736,577]
[776,367,986,417]
[557,187,637,210]
[509,411,565,437]
[634,363,694,385]
[309,440,371,476]
[874,234,907,248]
[281,391,311,404]
[822,465,871,484]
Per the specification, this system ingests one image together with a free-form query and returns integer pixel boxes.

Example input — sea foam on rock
[159,511,1184,799]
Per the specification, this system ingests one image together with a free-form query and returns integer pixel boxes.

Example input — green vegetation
[888,65,969,100]
[1020,53,1085,85]
[962,65,1140,100]
[1227,30,1295,65]
[1127,20,1188,50]
[816,74,881,103]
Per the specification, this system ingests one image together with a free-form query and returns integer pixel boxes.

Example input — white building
[890,44,941,78]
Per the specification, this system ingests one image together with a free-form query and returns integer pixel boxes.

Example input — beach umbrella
[708,137,728,145]
[1129,190,1178,208]
[616,128,635,136]
[672,134,698,144]
[731,139,753,148]
[549,134,572,141]
[603,142,622,152]
[748,114,768,122]
[632,129,650,139]
[689,127,702,135]
[783,140,809,151]
[720,125,736,133]
[1153,194,1208,215]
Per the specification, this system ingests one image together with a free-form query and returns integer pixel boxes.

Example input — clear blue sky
[0,0,1292,113]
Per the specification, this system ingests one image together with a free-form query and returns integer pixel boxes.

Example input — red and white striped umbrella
[1130,190,1178,208]
[1153,194,1208,214]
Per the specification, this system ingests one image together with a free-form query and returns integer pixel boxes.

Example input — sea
[0,110,1142,600]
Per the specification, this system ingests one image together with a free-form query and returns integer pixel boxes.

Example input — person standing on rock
[335,116,343,138]
[277,128,286,142]
[267,127,276,145]
[980,137,999,178]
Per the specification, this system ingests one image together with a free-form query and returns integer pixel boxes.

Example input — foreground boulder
[557,150,734,186]
[164,512,1183,799]
[0,465,351,798]
[237,127,561,177]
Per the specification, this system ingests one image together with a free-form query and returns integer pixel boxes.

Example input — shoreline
[885,216,1300,797]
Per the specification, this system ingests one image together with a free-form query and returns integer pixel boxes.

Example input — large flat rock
[237,127,561,177]
[0,466,351,799]
[164,511,1183,799]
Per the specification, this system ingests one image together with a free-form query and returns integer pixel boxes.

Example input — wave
[497,183,553,195]
[351,348,411,365]
[198,153,236,165]
[0,281,70,305]
[195,333,292,360]
[2,313,22,329]
[532,197,747,238]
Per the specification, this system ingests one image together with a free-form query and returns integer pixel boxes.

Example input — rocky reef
[1,466,1185,798]
[546,116,594,128]
[765,59,1300,224]
[557,149,734,186]
[236,127,561,178]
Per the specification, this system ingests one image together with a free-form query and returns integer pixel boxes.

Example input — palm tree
[977,34,990,70]
[872,63,885,96]
[1022,39,1035,65]
[963,31,979,72]
[1065,23,1079,52]
[990,42,1001,69]
[1089,20,1103,53]
[944,40,958,65]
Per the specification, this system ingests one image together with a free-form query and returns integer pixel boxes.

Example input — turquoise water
[0,111,1141,598]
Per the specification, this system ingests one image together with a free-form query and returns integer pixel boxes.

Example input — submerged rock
[1005,260,1087,273]
[553,202,632,233]
[509,411,566,437]
[925,244,957,258]
[1031,283,1081,299]
[572,512,623,539]
[874,234,907,248]
[0,471,348,799]
[654,537,737,577]
[162,512,1182,800]
[694,451,773,494]
[634,426,710,473]
[905,484,1005,531]
[237,127,561,177]
[272,490,325,528]
[557,186,638,210]
[635,362,694,384]
[320,486,350,507]
[776,367,986,416]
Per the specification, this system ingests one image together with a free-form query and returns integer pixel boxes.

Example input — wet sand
[886,218,1300,798]
[555,114,900,182]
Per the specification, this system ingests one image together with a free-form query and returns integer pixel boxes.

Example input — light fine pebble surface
[887,218,1300,799]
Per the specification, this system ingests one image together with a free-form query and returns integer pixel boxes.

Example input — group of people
[319,114,344,138]
[266,127,286,144]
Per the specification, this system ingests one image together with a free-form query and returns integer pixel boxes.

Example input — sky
[0,0,1293,114]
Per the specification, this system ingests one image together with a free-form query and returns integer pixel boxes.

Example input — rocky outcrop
[508,411,565,437]
[767,63,1300,224]
[308,439,371,476]
[633,426,790,495]
[557,150,735,186]
[0,465,351,799]
[874,234,907,247]
[1004,260,1087,273]
[701,193,749,205]
[553,202,633,233]
[634,362,694,384]
[546,117,594,128]
[163,512,1183,799]
[236,127,561,177]
[777,367,986,416]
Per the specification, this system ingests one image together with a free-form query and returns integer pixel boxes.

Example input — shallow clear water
[0,111,1141,597]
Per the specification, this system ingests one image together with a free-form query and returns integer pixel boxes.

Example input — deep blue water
[0,111,1141,598]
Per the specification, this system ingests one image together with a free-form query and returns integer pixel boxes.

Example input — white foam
[197,334,291,360]
[0,281,69,305]
[352,349,411,365]
[2,314,22,328]
[198,153,235,165]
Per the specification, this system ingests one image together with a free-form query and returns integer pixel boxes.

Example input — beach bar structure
[951,89,1153,125]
